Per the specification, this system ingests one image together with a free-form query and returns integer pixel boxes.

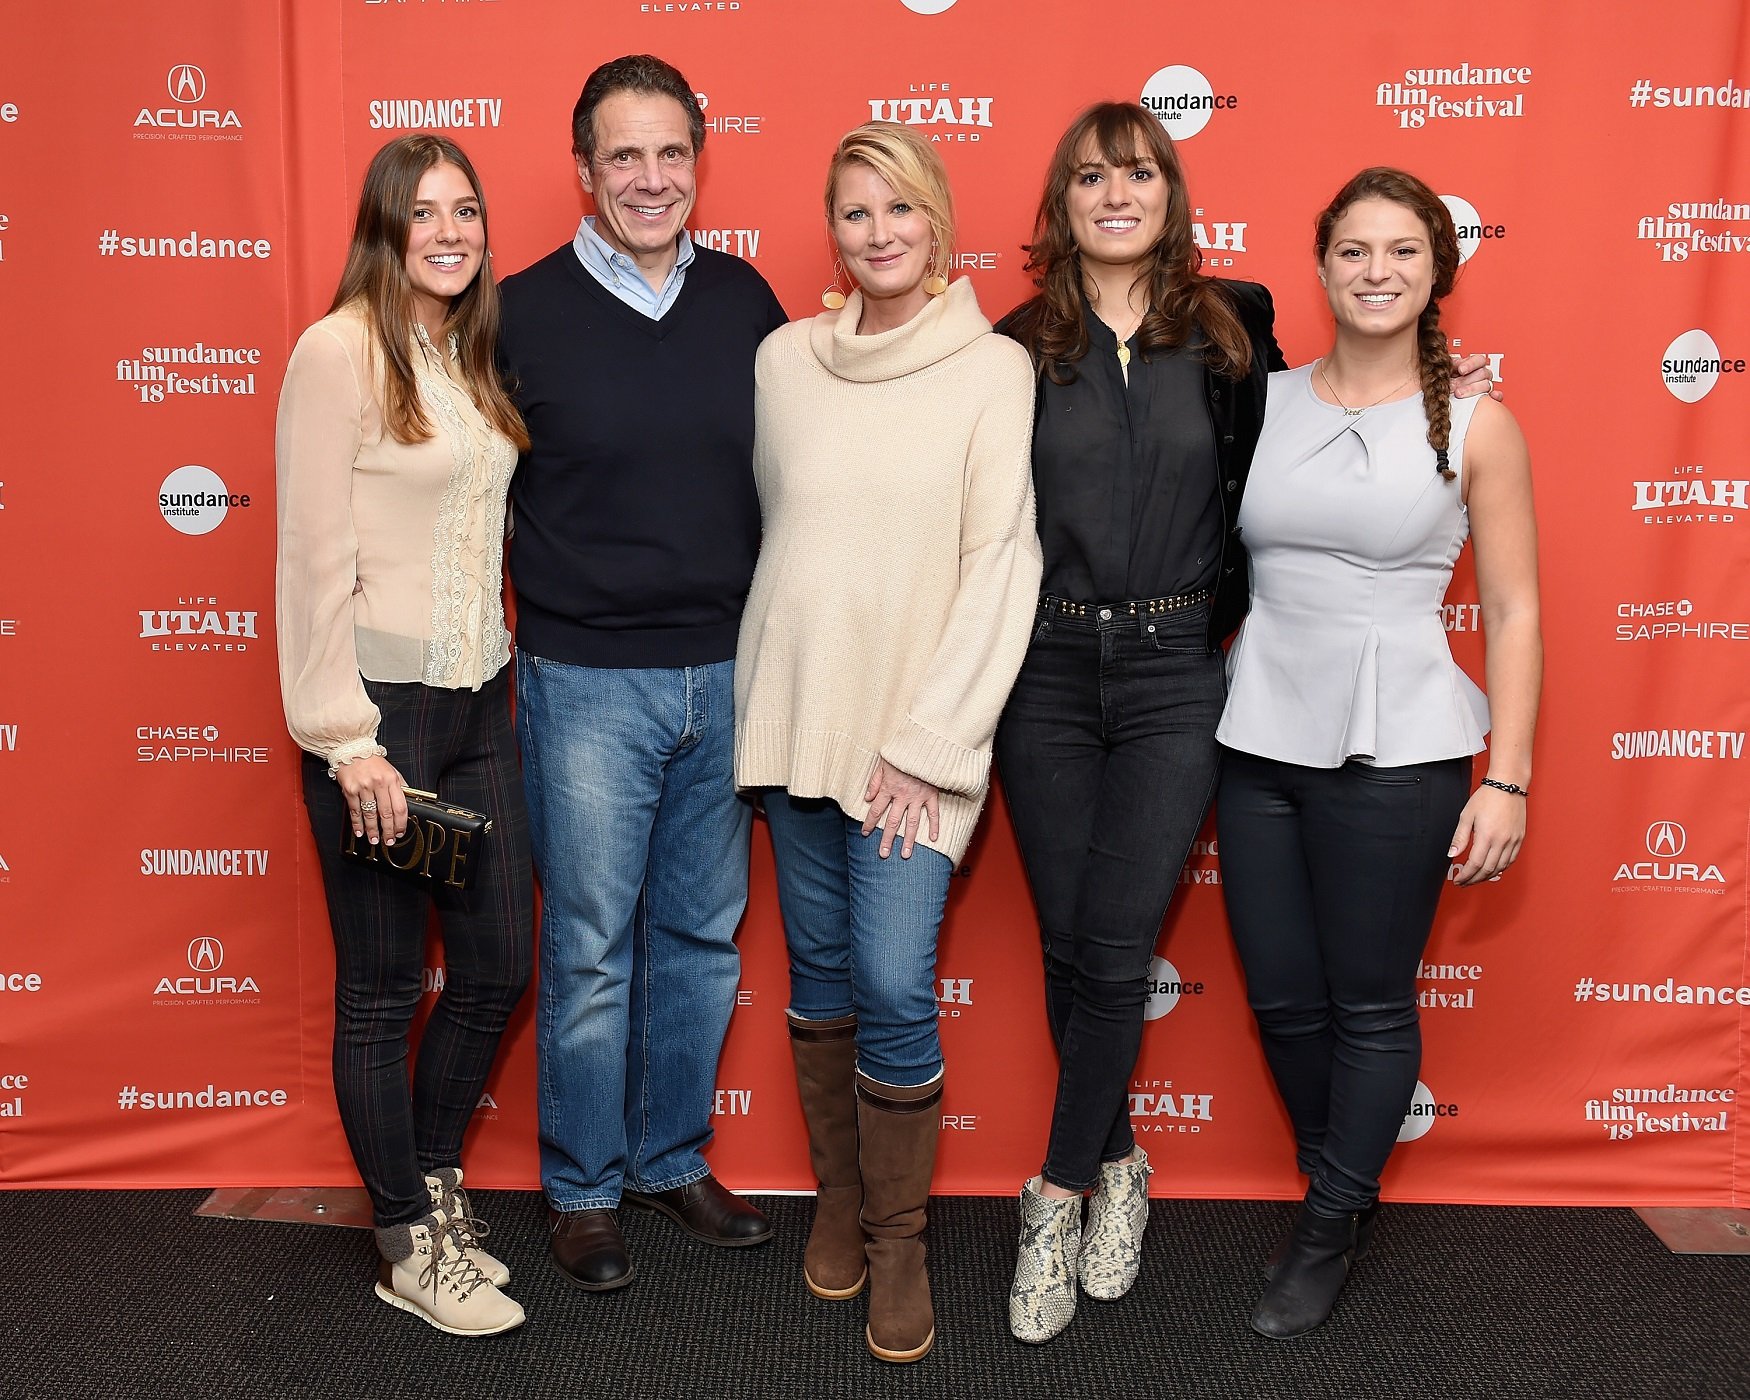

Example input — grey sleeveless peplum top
[1216,365,1489,768]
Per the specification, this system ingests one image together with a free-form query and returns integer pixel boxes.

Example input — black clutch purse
[339,786,493,896]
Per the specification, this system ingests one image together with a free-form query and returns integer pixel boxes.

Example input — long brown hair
[1006,102,1251,385]
[328,135,529,450]
[1315,167,1460,478]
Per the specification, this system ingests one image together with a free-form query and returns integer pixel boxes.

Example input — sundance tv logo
[134,64,243,141]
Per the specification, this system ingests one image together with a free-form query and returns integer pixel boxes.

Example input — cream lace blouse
[275,308,517,767]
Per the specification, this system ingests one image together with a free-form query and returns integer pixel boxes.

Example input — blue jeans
[517,652,751,1211]
[761,790,951,1087]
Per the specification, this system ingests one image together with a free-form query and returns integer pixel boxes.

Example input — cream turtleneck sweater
[734,279,1042,864]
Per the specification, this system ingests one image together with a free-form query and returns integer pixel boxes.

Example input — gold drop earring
[921,243,948,297]
[821,259,848,311]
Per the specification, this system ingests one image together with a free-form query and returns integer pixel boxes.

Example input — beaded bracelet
[1481,778,1529,797]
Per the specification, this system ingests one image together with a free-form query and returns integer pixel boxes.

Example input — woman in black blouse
[994,101,1280,1346]
[995,103,1487,1344]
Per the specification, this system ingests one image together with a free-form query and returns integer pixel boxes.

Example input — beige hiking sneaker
[374,1211,525,1337]
[425,1168,510,1287]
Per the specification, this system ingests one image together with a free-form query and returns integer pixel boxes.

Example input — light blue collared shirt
[571,216,695,320]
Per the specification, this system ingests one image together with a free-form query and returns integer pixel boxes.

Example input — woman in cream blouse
[275,134,532,1337]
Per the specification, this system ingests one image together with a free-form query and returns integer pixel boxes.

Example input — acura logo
[1645,821,1687,857]
[168,64,206,103]
[187,936,223,971]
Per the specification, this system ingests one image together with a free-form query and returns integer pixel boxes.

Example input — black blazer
[1204,279,1286,645]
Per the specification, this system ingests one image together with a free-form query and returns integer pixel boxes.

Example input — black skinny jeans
[995,599,1225,1191]
[1215,749,1469,1217]
[301,671,534,1228]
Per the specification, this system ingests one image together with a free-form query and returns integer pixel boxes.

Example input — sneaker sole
[373,1283,524,1336]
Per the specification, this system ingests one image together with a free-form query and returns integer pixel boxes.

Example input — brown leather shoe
[548,1206,634,1291]
[623,1175,773,1247]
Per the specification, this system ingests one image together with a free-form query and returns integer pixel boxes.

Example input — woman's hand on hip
[1447,785,1526,885]
[337,755,409,846]
[862,760,941,860]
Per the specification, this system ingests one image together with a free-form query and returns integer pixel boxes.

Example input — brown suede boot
[787,1012,866,1299]
[856,1070,942,1363]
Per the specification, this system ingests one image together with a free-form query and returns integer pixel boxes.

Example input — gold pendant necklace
[1111,309,1144,370]
[1319,360,1413,416]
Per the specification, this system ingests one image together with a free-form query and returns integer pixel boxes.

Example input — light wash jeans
[517,652,750,1211]
[761,790,951,1087]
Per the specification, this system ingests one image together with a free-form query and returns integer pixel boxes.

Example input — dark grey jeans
[1216,748,1469,1216]
[302,672,533,1227]
[995,599,1225,1192]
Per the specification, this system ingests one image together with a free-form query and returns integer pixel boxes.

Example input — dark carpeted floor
[5,1191,1746,1399]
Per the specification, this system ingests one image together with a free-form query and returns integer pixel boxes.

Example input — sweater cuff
[881,717,990,799]
[325,737,387,775]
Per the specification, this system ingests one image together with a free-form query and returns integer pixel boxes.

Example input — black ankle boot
[1263,1200,1378,1280]
[1250,1205,1358,1338]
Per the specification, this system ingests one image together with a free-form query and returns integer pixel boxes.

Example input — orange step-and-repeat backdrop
[1,1,1746,1205]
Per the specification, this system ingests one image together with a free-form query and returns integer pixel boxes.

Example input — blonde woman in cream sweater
[734,122,1041,1364]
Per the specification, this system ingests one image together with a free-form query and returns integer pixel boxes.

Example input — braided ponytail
[1417,307,1455,479]
[1315,166,1462,479]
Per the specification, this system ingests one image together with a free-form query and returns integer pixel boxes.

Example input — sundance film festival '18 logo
[1661,329,1744,402]
[1637,198,1750,263]
[117,340,261,406]
[867,83,992,142]
[0,1071,26,1119]
[1373,62,1530,127]
[1611,819,1726,894]
[1141,66,1236,140]
[1586,1083,1733,1143]
[134,64,243,142]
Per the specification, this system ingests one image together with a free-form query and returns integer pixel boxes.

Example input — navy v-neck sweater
[500,242,788,668]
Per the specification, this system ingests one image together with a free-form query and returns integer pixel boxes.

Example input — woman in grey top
[1215,167,1541,1338]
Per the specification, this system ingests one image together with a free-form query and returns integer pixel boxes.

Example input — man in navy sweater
[499,53,787,1292]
